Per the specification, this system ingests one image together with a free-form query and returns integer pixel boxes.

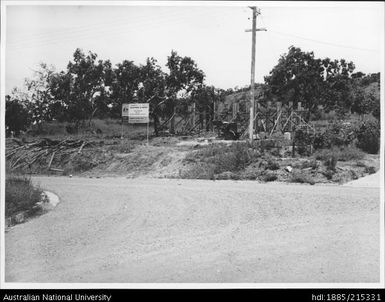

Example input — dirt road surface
[344,171,381,188]
[5,177,380,283]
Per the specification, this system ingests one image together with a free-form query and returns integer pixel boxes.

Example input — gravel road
[5,177,380,283]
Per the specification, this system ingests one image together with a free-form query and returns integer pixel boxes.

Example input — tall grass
[5,175,43,217]
[313,146,365,162]
[181,142,261,179]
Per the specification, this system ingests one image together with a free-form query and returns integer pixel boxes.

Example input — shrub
[179,163,215,179]
[294,129,314,155]
[184,142,257,176]
[324,155,337,171]
[314,121,357,149]
[289,171,315,185]
[181,142,262,180]
[337,146,365,161]
[262,172,278,182]
[5,175,43,217]
[301,159,319,169]
[314,146,364,163]
[355,119,380,154]
[313,132,329,150]
[71,155,98,172]
[364,166,377,174]
[266,158,280,170]
[5,98,31,136]
[323,170,334,180]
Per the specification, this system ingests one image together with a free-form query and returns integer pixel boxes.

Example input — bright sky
[3,1,384,94]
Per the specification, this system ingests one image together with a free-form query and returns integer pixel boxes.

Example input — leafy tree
[351,89,379,118]
[165,50,205,133]
[355,119,380,154]
[49,71,72,122]
[110,60,141,118]
[360,72,380,86]
[19,63,58,128]
[191,85,218,131]
[321,58,355,116]
[50,48,113,127]
[351,71,365,79]
[5,95,31,136]
[351,88,368,116]
[264,46,358,118]
[137,58,167,136]
[264,46,324,116]
[351,72,380,119]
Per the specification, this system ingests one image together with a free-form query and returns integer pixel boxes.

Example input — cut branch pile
[6,138,93,172]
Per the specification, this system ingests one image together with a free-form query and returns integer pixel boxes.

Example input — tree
[51,48,113,127]
[165,50,205,133]
[191,85,218,131]
[137,58,167,136]
[20,63,58,128]
[110,60,141,118]
[360,72,380,86]
[321,58,355,116]
[264,46,325,117]
[351,72,380,120]
[5,95,31,136]
[264,46,357,118]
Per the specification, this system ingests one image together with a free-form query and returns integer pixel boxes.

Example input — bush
[290,171,315,185]
[266,158,280,170]
[294,129,314,155]
[324,155,337,171]
[262,172,278,182]
[184,142,257,175]
[364,166,377,174]
[323,170,334,180]
[5,175,43,217]
[314,146,364,163]
[181,142,262,180]
[355,119,380,154]
[179,163,215,179]
[301,159,319,169]
[313,121,357,149]
[5,98,31,136]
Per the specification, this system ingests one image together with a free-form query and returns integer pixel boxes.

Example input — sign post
[128,103,150,145]
[121,103,130,139]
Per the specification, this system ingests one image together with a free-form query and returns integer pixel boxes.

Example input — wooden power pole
[246,7,266,142]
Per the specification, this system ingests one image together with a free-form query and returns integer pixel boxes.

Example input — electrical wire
[268,30,379,52]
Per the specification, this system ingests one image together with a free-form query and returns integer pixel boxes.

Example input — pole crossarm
[245,28,267,32]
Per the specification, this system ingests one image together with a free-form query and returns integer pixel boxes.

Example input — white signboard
[128,103,149,124]
[122,103,130,117]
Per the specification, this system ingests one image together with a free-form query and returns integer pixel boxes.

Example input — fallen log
[49,168,64,172]
[47,151,56,169]
[78,141,86,154]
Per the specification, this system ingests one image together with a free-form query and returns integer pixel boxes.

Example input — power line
[268,30,379,52]
[8,8,234,53]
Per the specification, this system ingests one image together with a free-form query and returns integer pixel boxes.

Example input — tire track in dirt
[5,177,380,283]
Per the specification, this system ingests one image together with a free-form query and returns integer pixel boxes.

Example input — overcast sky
[3,1,384,94]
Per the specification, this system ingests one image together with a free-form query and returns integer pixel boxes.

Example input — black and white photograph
[1,0,384,289]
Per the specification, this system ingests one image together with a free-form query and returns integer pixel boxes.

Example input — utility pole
[246,7,266,142]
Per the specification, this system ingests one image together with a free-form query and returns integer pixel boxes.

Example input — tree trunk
[170,102,176,134]
[203,110,207,131]
[88,108,97,127]
[153,113,160,137]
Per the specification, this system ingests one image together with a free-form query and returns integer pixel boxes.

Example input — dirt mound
[6,136,380,185]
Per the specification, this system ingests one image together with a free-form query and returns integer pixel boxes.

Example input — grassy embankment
[5,174,47,224]
[180,142,378,184]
